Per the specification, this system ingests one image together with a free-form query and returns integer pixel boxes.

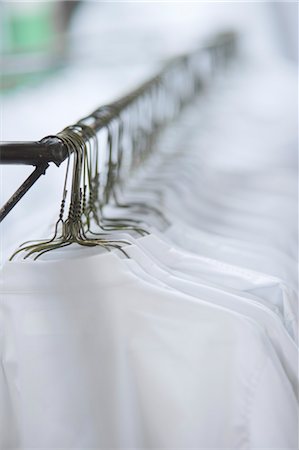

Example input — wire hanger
[10,125,131,260]
[6,32,237,260]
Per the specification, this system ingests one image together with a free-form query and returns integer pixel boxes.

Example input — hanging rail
[0,31,237,222]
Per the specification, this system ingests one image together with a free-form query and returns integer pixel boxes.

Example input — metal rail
[0,32,237,222]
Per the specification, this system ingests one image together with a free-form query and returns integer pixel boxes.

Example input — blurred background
[0,1,298,262]
[0,1,297,137]
[0,1,297,90]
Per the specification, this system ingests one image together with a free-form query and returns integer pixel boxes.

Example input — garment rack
[0,32,237,222]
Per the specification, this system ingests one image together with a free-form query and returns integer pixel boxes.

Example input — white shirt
[1,253,297,449]
[139,233,298,336]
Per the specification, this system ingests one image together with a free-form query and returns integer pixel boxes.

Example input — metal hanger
[10,125,131,260]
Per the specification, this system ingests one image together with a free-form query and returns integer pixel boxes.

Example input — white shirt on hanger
[1,253,297,449]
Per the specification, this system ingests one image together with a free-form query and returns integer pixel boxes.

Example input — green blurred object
[8,4,53,53]
[0,1,80,91]
[0,3,55,91]
[2,3,54,55]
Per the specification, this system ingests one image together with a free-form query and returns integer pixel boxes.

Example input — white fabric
[1,253,298,449]
[1,6,298,446]
[30,240,299,393]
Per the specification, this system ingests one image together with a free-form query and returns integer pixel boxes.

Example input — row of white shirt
[1,62,298,449]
